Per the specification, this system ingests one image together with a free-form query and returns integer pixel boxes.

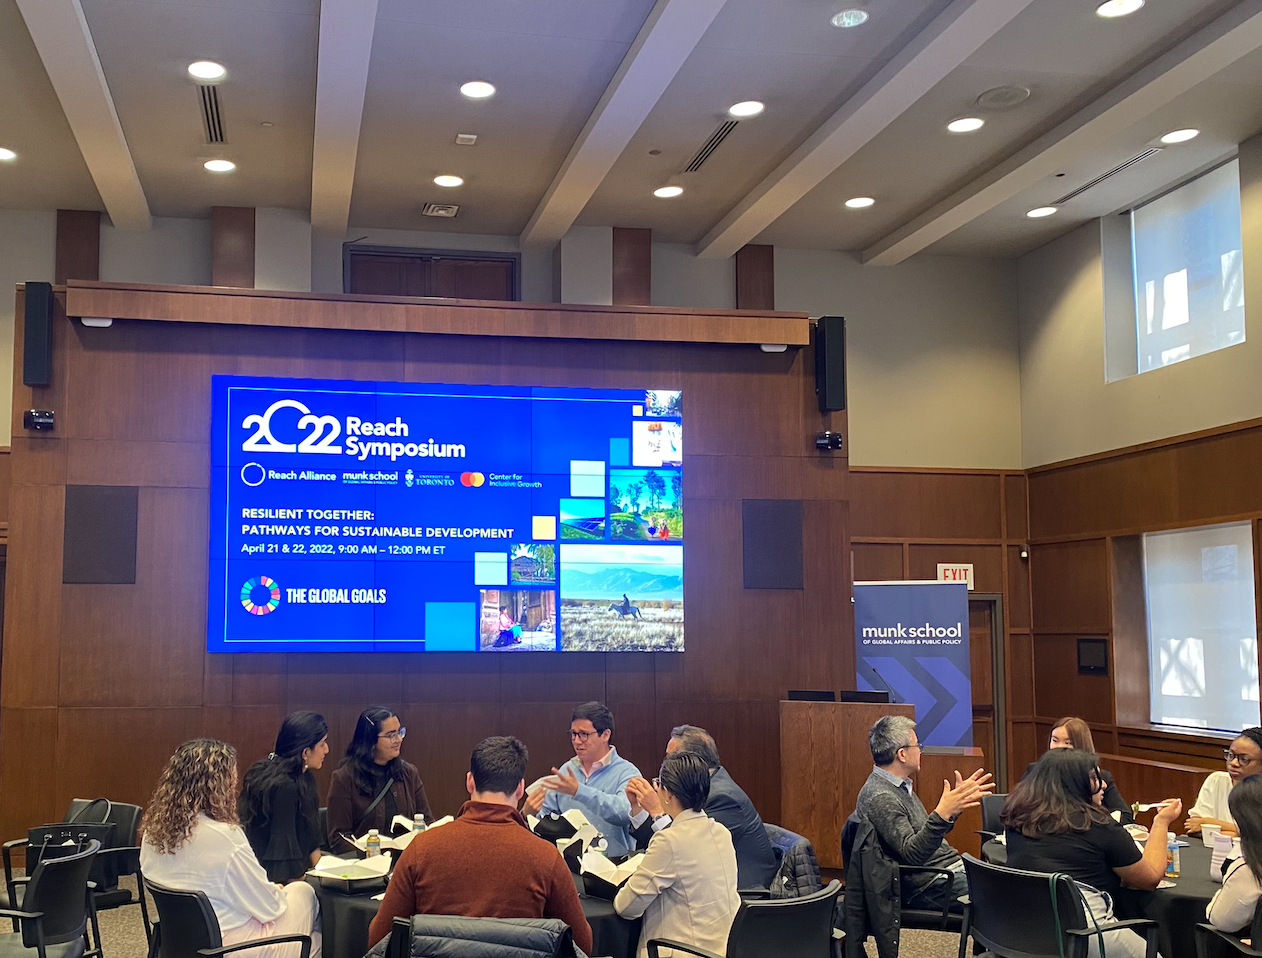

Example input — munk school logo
[241,576,281,615]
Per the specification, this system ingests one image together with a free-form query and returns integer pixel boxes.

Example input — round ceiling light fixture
[187,60,226,81]
[947,116,985,133]
[844,196,875,209]
[204,159,236,173]
[1160,128,1199,144]
[654,186,683,198]
[1096,0,1144,17]
[1026,206,1058,218]
[0,148,16,162]
[831,9,869,28]
[433,174,464,187]
[460,81,496,100]
[729,100,765,118]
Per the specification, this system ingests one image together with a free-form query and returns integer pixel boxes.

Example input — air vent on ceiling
[199,85,225,144]
[684,120,738,173]
[1051,148,1162,206]
[422,203,460,217]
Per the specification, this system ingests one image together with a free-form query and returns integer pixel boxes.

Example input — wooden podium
[779,700,988,868]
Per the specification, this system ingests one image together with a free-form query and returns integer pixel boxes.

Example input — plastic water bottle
[365,828,382,857]
[413,815,426,833]
[1166,835,1180,878]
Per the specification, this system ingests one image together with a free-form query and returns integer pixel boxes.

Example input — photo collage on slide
[481,388,683,653]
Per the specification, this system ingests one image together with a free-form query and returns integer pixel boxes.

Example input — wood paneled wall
[1027,416,1262,766]
[0,286,847,839]
[849,467,1035,786]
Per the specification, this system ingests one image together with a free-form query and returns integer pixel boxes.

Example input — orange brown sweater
[367,801,593,954]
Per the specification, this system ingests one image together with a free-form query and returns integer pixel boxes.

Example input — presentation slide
[209,376,683,653]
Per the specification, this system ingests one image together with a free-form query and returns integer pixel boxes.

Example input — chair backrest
[962,854,1089,958]
[726,879,841,958]
[20,839,100,949]
[66,799,143,886]
[980,794,1007,835]
[145,881,223,958]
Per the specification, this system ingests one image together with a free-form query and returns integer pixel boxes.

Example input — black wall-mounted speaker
[23,281,53,387]
[814,315,846,413]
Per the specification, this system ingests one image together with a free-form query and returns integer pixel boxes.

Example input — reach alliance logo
[241,576,282,615]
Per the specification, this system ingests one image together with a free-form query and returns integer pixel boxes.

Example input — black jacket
[843,818,902,958]
[1022,761,1133,824]
[631,767,780,889]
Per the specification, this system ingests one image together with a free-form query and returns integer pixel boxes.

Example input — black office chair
[0,839,103,958]
[144,882,311,958]
[959,853,1158,958]
[1194,898,1262,958]
[646,879,841,958]
[976,793,1007,843]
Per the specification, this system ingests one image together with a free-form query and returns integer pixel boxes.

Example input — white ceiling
[0,0,1260,259]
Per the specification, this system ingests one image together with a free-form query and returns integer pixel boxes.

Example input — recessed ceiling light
[845,196,875,209]
[260,121,274,129]
[0,148,15,162]
[460,81,496,100]
[1026,206,1058,218]
[455,133,478,146]
[831,9,869,27]
[1096,0,1144,17]
[947,116,985,133]
[434,175,464,188]
[204,159,235,173]
[654,186,683,198]
[1160,128,1199,144]
[187,60,226,81]
[729,101,764,118]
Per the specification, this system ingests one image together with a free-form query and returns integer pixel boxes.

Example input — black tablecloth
[981,838,1220,958]
[309,876,640,958]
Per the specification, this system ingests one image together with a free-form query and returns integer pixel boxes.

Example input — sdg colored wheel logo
[241,576,281,615]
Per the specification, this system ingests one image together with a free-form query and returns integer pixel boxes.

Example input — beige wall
[1018,133,1262,468]
[776,249,1022,469]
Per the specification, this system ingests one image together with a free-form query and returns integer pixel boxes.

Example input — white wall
[777,249,1023,470]
[560,226,613,306]
[255,208,312,292]
[652,243,735,310]
[100,216,212,286]
[1017,132,1262,467]
[0,210,56,446]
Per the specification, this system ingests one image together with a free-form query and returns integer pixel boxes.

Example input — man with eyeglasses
[521,701,641,856]
[854,715,993,913]
[1186,727,1262,836]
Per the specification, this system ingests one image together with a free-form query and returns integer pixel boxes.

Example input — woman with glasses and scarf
[326,706,434,854]
[1186,727,1262,836]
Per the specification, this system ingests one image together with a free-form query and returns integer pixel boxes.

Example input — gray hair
[670,725,721,770]
[869,715,917,765]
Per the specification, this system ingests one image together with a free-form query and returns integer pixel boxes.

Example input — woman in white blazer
[615,752,740,958]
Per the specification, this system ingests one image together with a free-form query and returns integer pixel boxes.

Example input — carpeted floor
[89,877,966,958]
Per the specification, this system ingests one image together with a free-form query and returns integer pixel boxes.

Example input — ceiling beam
[696,0,1034,260]
[310,0,379,237]
[863,0,1262,266]
[14,0,150,230]
[520,0,729,248]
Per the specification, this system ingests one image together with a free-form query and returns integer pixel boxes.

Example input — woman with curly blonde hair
[140,739,321,958]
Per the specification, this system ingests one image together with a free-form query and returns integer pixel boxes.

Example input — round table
[982,838,1221,958]
[309,876,641,958]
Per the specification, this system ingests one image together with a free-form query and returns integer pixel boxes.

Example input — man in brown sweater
[367,736,593,954]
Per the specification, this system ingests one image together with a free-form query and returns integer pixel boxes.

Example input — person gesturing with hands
[935,768,996,821]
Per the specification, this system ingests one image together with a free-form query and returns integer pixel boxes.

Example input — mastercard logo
[460,472,485,487]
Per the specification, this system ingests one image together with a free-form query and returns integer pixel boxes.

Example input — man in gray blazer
[627,725,780,889]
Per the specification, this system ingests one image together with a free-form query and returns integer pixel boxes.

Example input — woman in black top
[1022,717,1133,824]
[1003,749,1179,958]
[238,710,329,882]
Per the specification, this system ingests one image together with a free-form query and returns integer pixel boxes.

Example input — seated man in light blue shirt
[522,701,641,856]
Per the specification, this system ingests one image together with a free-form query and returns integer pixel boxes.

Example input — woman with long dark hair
[1207,773,1262,932]
[1188,727,1262,835]
[1002,748,1180,958]
[140,739,321,958]
[238,711,329,882]
[326,706,433,853]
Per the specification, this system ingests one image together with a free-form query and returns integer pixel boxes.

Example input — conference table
[309,874,641,958]
[983,838,1221,958]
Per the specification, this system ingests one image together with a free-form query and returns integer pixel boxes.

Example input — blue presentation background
[209,375,681,653]
[853,582,973,747]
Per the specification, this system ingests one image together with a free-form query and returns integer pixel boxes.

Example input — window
[1144,521,1259,733]
[1103,159,1245,381]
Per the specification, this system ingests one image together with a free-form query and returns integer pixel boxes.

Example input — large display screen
[210,376,683,653]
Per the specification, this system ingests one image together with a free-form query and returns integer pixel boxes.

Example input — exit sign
[937,563,974,590]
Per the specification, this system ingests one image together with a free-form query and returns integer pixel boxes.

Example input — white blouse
[140,814,287,933]
[1191,771,1236,824]
[1207,858,1262,933]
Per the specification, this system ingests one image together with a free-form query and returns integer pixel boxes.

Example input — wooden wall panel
[55,210,101,284]
[849,471,1002,540]
[1008,721,1040,789]
[908,543,1002,592]
[211,207,256,288]
[1004,474,1028,542]
[1030,539,1109,633]
[852,542,903,582]
[1029,451,1178,540]
[1033,634,1113,724]
[612,227,651,307]
[1007,547,1031,629]
[1006,631,1034,718]
[735,245,774,311]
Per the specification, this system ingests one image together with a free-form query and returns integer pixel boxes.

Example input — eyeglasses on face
[899,743,922,753]
[378,727,406,742]
[569,729,599,742]
[1225,748,1258,765]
